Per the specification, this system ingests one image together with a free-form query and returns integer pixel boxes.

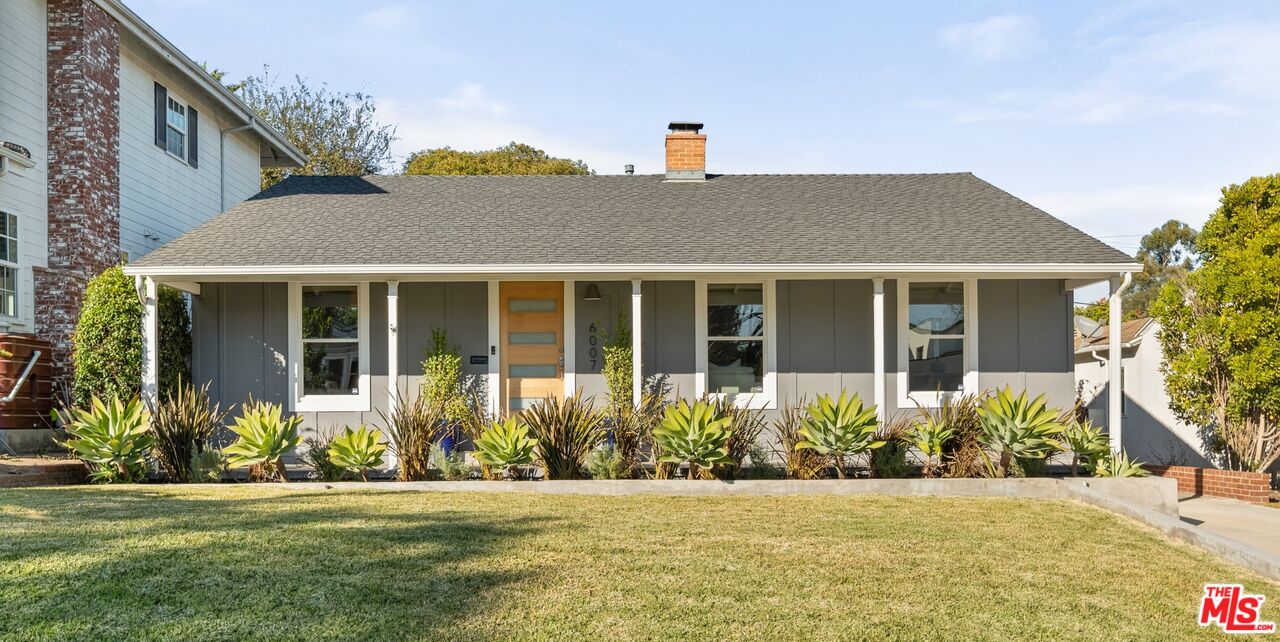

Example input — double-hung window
[898,280,977,406]
[0,212,16,318]
[289,283,370,412]
[697,280,776,409]
[165,97,187,159]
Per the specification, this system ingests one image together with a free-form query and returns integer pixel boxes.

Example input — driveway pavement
[1179,494,1280,557]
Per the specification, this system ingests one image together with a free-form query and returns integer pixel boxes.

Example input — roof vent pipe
[624,164,634,175]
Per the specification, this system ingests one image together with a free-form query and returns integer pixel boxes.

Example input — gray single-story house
[124,122,1140,454]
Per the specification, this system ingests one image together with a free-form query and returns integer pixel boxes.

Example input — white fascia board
[127,262,1144,280]
[92,0,307,167]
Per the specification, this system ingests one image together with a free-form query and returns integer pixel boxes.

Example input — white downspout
[1107,272,1133,452]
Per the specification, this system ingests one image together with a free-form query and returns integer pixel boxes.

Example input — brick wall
[1146,465,1271,504]
[35,0,122,380]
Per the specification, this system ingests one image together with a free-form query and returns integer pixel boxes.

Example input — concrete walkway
[1179,495,1280,557]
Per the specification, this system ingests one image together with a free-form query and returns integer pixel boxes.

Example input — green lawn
[1,487,1275,641]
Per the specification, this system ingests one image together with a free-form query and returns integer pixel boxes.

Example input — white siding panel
[0,0,48,331]
[117,35,261,260]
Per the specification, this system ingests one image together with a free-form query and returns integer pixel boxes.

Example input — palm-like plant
[1091,449,1150,478]
[150,381,227,483]
[522,394,605,480]
[1062,420,1110,476]
[796,391,884,479]
[652,400,733,480]
[908,415,954,478]
[975,387,1065,477]
[327,425,388,481]
[473,417,536,479]
[224,400,303,482]
[61,396,153,483]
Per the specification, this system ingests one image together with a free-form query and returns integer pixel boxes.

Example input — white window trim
[287,281,371,413]
[896,278,979,408]
[164,91,189,165]
[0,211,19,322]
[694,279,777,410]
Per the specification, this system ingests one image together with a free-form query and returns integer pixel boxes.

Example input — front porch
[128,268,1133,448]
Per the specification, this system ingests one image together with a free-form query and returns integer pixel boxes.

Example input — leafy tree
[403,142,591,176]
[232,67,396,190]
[1151,175,1280,472]
[1128,219,1197,317]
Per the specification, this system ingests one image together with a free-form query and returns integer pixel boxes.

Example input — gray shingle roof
[133,173,1133,268]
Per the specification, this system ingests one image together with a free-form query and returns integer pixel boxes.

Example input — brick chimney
[665,122,705,181]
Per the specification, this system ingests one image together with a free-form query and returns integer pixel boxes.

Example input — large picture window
[696,280,776,409]
[289,282,369,412]
[0,212,17,318]
[899,280,976,406]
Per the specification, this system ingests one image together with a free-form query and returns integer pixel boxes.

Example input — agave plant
[652,400,733,480]
[149,381,227,483]
[975,387,1065,477]
[523,394,605,480]
[327,425,388,481]
[706,396,766,480]
[1091,449,1150,478]
[224,400,303,482]
[473,417,536,479]
[1062,419,1110,476]
[796,391,884,479]
[772,401,827,480]
[60,396,153,483]
[908,413,954,478]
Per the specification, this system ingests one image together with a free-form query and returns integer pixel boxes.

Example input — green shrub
[60,396,153,483]
[430,443,472,481]
[742,442,775,479]
[908,410,954,478]
[584,443,628,479]
[157,287,191,396]
[1063,420,1110,476]
[653,400,733,480]
[707,397,766,481]
[378,394,447,481]
[303,432,349,481]
[976,387,1065,477]
[150,381,226,483]
[71,265,191,405]
[473,417,536,479]
[327,425,387,481]
[524,395,605,480]
[190,448,225,482]
[773,401,827,480]
[224,400,302,482]
[796,392,884,479]
[421,328,469,427]
[601,312,632,418]
[1091,449,1150,478]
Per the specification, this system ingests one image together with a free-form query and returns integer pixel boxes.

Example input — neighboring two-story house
[0,0,303,442]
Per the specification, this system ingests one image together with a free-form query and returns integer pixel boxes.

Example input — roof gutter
[124,262,1144,278]
[91,0,307,168]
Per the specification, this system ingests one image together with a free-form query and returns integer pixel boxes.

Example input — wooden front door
[499,282,564,412]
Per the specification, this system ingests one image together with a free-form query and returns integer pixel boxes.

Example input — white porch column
[872,278,886,423]
[563,280,576,398]
[631,279,642,407]
[140,276,158,408]
[386,281,399,469]
[1107,273,1132,451]
[487,280,500,418]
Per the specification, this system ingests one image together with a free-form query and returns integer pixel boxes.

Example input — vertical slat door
[499,282,564,412]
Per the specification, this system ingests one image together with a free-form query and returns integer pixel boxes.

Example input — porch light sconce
[584,283,602,301]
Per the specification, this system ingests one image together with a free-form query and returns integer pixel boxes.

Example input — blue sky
[134,0,1279,268]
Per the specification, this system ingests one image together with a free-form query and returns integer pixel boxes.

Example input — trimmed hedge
[71,265,191,405]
